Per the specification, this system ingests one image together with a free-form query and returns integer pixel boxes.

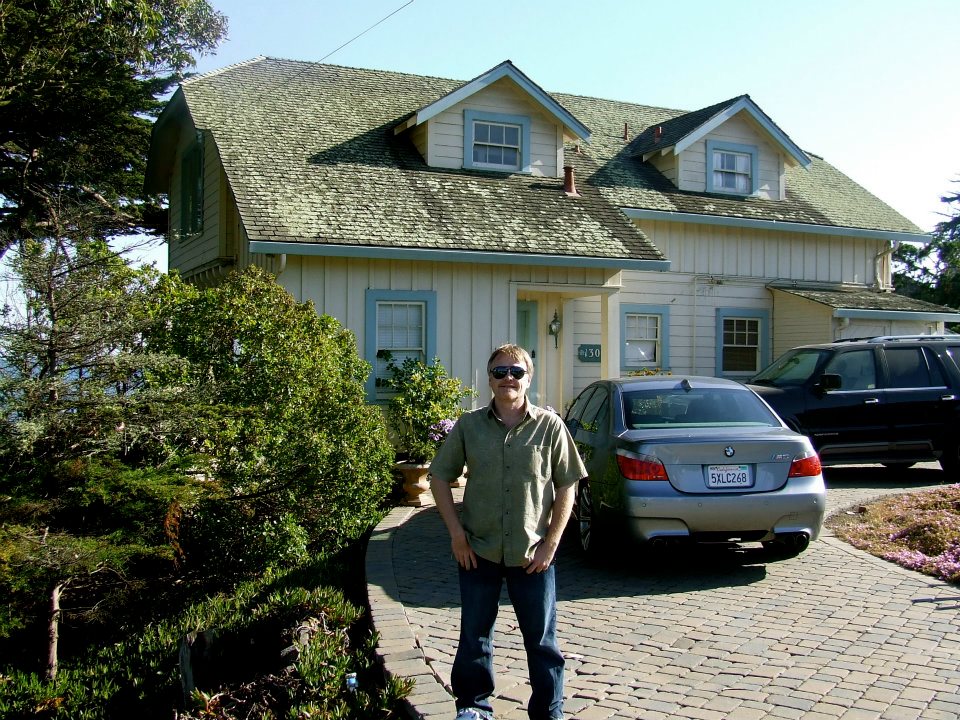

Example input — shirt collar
[487,397,536,423]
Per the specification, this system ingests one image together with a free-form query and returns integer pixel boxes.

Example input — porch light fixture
[548,310,561,348]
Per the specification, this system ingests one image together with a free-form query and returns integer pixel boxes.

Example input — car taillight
[617,451,668,481]
[788,450,822,478]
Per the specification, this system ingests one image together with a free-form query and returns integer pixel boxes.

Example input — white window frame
[463,110,531,173]
[706,140,758,196]
[621,304,671,371]
[625,313,661,366]
[471,120,521,170]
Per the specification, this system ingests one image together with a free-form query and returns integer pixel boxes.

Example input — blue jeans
[452,555,564,720]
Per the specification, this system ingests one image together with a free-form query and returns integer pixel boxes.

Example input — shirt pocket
[514,444,549,483]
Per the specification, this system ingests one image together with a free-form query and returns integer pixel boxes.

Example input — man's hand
[451,529,478,570]
[524,538,558,574]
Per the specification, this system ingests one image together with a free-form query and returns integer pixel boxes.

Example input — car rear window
[622,388,781,428]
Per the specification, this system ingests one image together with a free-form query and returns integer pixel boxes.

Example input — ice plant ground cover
[827,484,960,584]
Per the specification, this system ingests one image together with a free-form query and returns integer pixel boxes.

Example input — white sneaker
[455,709,493,720]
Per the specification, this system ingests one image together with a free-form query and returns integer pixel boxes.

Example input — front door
[517,300,539,404]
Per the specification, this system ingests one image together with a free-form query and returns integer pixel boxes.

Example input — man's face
[488,352,532,405]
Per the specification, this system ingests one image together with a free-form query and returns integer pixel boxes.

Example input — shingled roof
[167,58,662,265]
[157,57,924,266]
[550,92,922,235]
[770,285,959,316]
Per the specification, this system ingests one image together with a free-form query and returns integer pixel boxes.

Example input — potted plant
[383,355,476,505]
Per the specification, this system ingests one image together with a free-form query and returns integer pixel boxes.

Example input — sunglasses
[489,365,527,380]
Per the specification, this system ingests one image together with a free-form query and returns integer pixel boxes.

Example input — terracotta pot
[395,462,433,507]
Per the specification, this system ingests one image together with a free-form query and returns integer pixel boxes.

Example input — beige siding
[677,114,783,200]
[649,152,677,184]
[411,123,428,163]
[168,129,226,273]
[273,255,611,409]
[424,77,562,177]
[569,271,771,384]
[771,291,833,357]
[637,219,884,286]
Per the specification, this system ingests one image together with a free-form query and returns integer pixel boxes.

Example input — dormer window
[463,109,531,173]
[706,140,758,196]
[473,121,520,169]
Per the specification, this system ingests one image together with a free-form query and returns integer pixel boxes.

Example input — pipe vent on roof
[563,165,580,197]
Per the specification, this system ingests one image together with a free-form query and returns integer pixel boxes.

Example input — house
[145,57,960,411]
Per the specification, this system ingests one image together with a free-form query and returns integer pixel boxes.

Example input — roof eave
[834,308,960,322]
[622,208,929,244]
[248,240,667,271]
[399,60,592,141]
[674,96,811,169]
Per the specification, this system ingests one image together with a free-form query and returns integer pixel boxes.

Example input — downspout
[874,240,899,290]
[270,253,287,276]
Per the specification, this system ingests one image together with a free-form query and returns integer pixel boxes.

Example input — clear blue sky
[137,0,959,270]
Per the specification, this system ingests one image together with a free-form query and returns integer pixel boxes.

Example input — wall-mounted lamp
[548,310,561,348]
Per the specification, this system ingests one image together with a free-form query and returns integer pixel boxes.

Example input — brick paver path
[367,464,960,719]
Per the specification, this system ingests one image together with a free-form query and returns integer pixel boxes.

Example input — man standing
[429,344,587,720]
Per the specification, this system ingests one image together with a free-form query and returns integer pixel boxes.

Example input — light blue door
[517,301,539,403]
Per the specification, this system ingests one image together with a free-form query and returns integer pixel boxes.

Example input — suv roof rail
[866,334,949,343]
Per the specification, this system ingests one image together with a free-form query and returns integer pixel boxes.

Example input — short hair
[487,344,534,375]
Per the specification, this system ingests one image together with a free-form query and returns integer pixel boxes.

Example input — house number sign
[577,344,601,363]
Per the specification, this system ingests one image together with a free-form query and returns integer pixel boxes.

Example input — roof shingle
[174,57,923,265]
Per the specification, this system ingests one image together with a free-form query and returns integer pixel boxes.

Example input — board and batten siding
[424,77,562,178]
[770,290,833,357]
[273,253,612,408]
[636,219,887,286]
[677,114,783,200]
[569,271,771,389]
[168,129,227,274]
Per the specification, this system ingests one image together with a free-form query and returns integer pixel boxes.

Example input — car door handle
[863,398,880,404]
[943,394,957,401]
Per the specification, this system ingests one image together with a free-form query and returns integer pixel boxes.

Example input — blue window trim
[463,109,531,173]
[621,304,671,371]
[714,308,770,377]
[364,289,437,403]
[706,139,758,196]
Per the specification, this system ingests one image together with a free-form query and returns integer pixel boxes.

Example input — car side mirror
[817,373,842,392]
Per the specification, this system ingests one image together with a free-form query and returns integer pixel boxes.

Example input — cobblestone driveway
[368,463,960,720]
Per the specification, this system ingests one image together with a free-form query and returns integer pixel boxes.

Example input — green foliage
[0,233,196,476]
[0,561,413,719]
[0,0,228,254]
[894,185,960,323]
[384,355,476,463]
[147,266,395,565]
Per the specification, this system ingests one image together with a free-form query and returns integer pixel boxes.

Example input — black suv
[746,335,959,476]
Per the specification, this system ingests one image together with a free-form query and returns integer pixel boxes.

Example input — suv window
[823,350,876,391]
[947,346,960,374]
[885,347,945,388]
[750,348,826,387]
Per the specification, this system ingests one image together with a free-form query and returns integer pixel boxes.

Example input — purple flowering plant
[828,483,960,585]
[384,355,476,463]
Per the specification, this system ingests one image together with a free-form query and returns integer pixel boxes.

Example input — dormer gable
[393,60,590,177]
[632,95,811,200]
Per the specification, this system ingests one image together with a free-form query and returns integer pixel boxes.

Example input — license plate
[706,464,752,488]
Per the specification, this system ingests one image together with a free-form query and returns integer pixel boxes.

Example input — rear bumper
[621,474,827,543]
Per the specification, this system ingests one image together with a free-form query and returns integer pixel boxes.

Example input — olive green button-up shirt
[429,401,587,567]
